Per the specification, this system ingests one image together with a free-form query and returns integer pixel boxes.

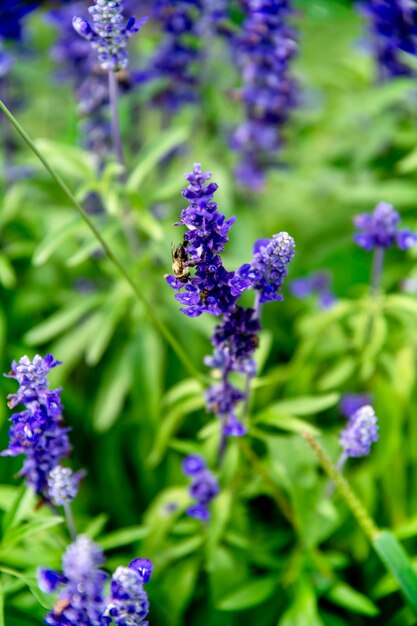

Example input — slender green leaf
[98,526,149,550]
[217,576,277,611]
[373,530,417,615]
[327,583,379,616]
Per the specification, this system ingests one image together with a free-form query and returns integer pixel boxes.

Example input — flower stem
[108,71,139,257]
[370,247,384,298]
[63,502,77,541]
[302,431,379,540]
[237,437,296,527]
[0,99,203,383]
[108,71,124,167]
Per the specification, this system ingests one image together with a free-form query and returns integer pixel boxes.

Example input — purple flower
[290,271,336,309]
[339,393,373,420]
[354,201,417,251]
[231,0,298,190]
[2,355,72,499]
[357,0,417,80]
[182,455,219,520]
[136,0,204,111]
[73,1,147,72]
[0,1,40,40]
[237,233,295,303]
[47,466,85,506]
[104,558,152,626]
[340,405,379,458]
[40,535,109,626]
[182,454,206,476]
[166,164,246,317]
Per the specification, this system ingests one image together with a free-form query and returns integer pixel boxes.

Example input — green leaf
[98,526,149,550]
[92,348,133,431]
[317,358,356,391]
[32,217,84,266]
[258,393,339,417]
[85,290,129,366]
[217,576,277,611]
[34,139,95,181]
[327,583,379,616]
[147,396,205,467]
[373,530,417,615]
[0,567,50,609]
[254,413,321,436]
[127,127,189,191]
[1,486,33,535]
[24,295,101,345]
[0,254,16,289]
[1,517,64,553]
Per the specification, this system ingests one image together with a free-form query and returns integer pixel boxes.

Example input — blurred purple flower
[39,535,109,626]
[340,404,379,458]
[231,0,298,190]
[290,271,336,309]
[354,201,417,251]
[136,0,204,111]
[358,0,417,80]
[182,455,219,520]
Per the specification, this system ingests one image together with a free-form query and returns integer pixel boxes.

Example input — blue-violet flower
[182,455,219,520]
[354,201,417,251]
[340,404,379,458]
[73,1,147,71]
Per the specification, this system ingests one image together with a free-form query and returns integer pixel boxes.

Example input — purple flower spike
[47,465,85,506]
[236,233,295,303]
[182,455,219,521]
[357,0,417,80]
[166,164,245,317]
[340,405,379,458]
[73,0,147,71]
[2,355,73,500]
[231,0,298,189]
[354,201,417,251]
[42,535,109,626]
[105,560,151,625]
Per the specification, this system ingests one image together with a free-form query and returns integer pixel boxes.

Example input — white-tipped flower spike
[73,1,148,72]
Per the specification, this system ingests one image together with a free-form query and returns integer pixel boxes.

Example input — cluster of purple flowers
[339,393,373,420]
[1,355,75,501]
[182,455,219,520]
[39,535,153,626]
[73,1,147,72]
[358,0,417,80]
[290,271,336,309]
[137,0,204,111]
[354,201,417,251]
[340,404,379,458]
[166,164,244,317]
[167,164,295,438]
[231,0,298,191]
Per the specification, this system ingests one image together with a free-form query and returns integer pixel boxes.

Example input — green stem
[0,100,202,383]
[237,437,296,527]
[302,431,379,540]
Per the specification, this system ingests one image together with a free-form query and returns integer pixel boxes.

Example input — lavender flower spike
[340,405,379,458]
[166,163,248,317]
[73,1,148,72]
[182,455,219,521]
[2,354,71,500]
[357,0,417,80]
[47,465,84,506]
[39,535,109,626]
[354,201,417,251]
[104,557,152,626]
[231,0,298,190]
[236,233,296,304]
